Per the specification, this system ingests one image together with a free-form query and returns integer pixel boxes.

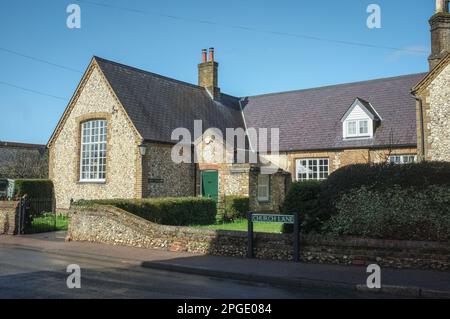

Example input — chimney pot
[202,49,207,63]
[209,47,215,62]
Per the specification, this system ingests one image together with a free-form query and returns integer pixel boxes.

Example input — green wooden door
[201,171,218,202]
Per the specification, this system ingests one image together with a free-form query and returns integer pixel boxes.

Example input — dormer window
[341,98,381,140]
[346,119,369,138]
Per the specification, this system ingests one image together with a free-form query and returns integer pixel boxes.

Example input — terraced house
[48,2,450,211]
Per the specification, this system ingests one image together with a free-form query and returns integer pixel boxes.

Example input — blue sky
[0,0,433,144]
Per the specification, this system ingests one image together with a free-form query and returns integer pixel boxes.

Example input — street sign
[247,212,300,263]
[251,214,294,224]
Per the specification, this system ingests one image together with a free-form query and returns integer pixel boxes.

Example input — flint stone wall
[427,62,450,161]
[0,201,19,235]
[68,205,450,270]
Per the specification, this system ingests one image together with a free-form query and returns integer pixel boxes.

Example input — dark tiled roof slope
[95,56,425,152]
[242,73,426,152]
[95,57,244,144]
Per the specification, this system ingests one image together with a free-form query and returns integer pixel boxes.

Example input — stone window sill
[77,181,106,185]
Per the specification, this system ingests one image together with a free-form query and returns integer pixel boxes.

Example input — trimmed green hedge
[14,179,54,199]
[281,181,322,233]
[74,197,217,226]
[220,196,250,222]
[281,162,450,239]
[323,185,450,242]
[320,162,450,217]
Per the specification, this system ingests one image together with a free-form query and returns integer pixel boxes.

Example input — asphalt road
[0,246,384,299]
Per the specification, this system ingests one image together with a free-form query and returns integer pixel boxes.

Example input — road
[0,245,382,299]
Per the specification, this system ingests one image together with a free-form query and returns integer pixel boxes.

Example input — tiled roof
[95,57,245,144]
[242,73,426,151]
[0,141,46,150]
[95,56,425,151]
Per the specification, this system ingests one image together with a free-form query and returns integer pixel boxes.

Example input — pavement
[1,232,450,298]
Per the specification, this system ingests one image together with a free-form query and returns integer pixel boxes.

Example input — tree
[0,149,48,179]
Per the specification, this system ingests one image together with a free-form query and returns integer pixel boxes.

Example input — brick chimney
[429,0,450,70]
[198,48,220,100]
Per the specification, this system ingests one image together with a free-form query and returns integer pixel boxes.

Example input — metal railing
[18,196,56,234]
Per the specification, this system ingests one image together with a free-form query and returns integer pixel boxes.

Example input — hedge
[320,162,450,217]
[281,181,322,233]
[281,162,450,236]
[323,185,450,242]
[219,196,250,222]
[74,197,216,226]
[14,179,54,199]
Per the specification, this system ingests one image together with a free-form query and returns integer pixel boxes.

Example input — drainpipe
[192,144,197,196]
[413,94,426,161]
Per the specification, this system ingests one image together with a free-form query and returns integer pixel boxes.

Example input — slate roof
[242,73,426,152]
[95,56,425,152]
[95,57,244,144]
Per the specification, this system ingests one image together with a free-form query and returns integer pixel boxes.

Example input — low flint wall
[67,205,450,271]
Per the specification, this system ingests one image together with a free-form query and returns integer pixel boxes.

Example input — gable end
[47,58,142,149]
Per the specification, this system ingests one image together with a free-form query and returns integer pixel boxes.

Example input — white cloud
[385,45,429,62]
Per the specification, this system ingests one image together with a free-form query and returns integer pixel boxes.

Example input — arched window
[80,119,107,182]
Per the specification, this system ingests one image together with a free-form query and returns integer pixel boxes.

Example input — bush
[320,162,450,217]
[74,197,216,226]
[14,179,54,199]
[323,185,450,241]
[281,181,322,233]
[220,196,250,222]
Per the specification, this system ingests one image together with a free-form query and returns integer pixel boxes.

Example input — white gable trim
[341,98,381,123]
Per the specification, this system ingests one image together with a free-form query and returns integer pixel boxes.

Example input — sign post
[247,213,254,259]
[247,212,300,262]
[293,212,300,262]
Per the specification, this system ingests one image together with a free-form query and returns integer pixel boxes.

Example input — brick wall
[266,147,418,181]
[249,169,290,213]
[0,201,19,235]
[68,205,450,270]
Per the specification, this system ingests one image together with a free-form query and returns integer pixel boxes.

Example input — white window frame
[389,155,417,165]
[345,119,371,138]
[359,119,369,135]
[296,158,329,181]
[257,174,270,202]
[80,119,107,182]
[347,121,357,136]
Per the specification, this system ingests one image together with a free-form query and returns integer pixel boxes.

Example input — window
[347,121,357,136]
[80,119,107,182]
[257,174,270,202]
[296,158,329,181]
[389,155,417,165]
[359,120,368,135]
[346,119,370,138]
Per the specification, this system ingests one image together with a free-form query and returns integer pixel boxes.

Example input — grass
[26,214,69,233]
[195,218,283,234]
